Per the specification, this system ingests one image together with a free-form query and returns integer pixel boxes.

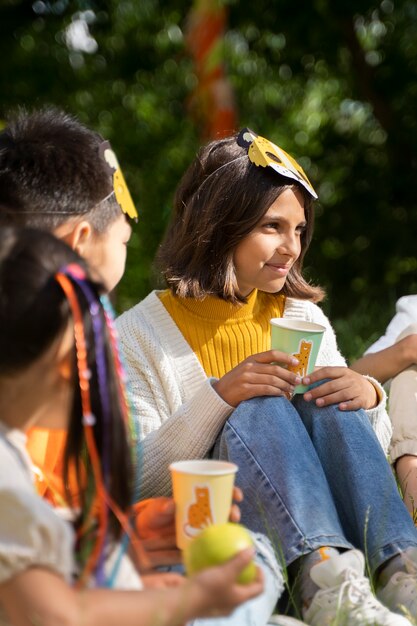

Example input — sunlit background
[1,0,417,360]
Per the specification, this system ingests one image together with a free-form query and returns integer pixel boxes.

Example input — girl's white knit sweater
[116,291,391,498]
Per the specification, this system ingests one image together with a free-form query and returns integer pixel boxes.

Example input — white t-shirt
[0,422,142,626]
[365,295,417,354]
[0,422,75,626]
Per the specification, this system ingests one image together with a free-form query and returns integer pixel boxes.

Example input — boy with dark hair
[0,107,135,292]
[0,105,143,530]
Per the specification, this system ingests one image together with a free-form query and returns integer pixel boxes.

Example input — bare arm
[0,549,263,626]
[351,334,417,384]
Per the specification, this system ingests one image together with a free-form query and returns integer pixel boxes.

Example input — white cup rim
[169,459,238,476]
[270,318,326,333]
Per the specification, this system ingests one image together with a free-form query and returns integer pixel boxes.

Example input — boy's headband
[99,141,138,221]
[237,128,318,199]
[2,142,139,220]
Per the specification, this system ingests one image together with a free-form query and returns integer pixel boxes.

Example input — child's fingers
[229,503,241,523]
[232,486,243,502]
[229,486,243,521]
[338,398,363,411]
[302,367,373,409]
[221,547,256,576]
[239,361,302,386]
[255,349,299,368]
[241,370,298,391]
[301,374,333,397]
[218,373,297,403]
[313,392,357,407]
[222,550,264,600]
[302,378,338,400]
[214,356,301,405]
[237,355,300,384]
[302,366,340,385]
[134,497,176,536]
[303,376,364,408]
[192,549,264,616]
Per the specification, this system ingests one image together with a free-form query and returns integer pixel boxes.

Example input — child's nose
[277,233,298,256]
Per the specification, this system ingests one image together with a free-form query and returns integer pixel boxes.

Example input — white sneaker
[303,549,413,625]
[378,547,417,621]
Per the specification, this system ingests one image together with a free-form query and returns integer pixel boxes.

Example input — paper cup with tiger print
[169,459,238,550]
[270,318,325,394]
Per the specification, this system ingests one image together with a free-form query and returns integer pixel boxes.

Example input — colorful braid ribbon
[55,264,143,587]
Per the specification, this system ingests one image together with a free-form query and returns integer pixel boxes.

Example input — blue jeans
[212,394,417,575]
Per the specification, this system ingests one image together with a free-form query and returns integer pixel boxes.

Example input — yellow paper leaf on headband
[238,128,318,199]
[100,141,138,221]
[112,166,138,221]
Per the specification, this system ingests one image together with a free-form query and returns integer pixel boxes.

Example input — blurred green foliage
[1,0,416,361]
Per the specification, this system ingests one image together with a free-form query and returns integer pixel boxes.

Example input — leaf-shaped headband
[99,141,139,221]
[237,128,318,200]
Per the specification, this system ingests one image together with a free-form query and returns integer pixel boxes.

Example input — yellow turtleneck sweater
[159,289,285,379]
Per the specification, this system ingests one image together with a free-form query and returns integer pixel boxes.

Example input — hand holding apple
[184,522,258,584]
[184,543,263,620]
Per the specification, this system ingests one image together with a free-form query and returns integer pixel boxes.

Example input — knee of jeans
[227,395,295,430]
[241,395,289,410]
[233,395,291,416]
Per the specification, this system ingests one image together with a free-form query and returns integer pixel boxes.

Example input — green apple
[183,522,257,584]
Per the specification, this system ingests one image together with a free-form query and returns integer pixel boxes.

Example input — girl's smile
[233,187,306,297]
[264,262,292,276]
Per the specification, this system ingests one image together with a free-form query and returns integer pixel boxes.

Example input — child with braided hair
[0,226,264,626]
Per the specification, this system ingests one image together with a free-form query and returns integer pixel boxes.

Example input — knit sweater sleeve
[116,293,234,499]
[284,298,392,453]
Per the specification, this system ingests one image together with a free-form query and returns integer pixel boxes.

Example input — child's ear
[56,220,93,256]
[67,220,93,257]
